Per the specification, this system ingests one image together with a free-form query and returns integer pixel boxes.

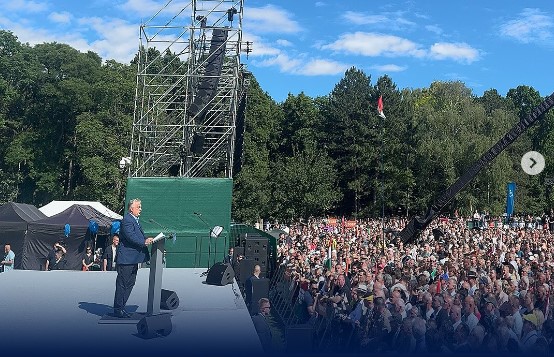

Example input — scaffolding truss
[130,0,247,178]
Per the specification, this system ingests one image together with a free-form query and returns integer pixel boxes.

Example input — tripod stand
[194,212,223,274]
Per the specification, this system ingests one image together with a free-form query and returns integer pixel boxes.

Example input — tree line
[234,72,554,223]
[0,30,552,223]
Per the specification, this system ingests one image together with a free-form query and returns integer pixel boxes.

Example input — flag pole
[377,94,386,254]
[380,110,385,254]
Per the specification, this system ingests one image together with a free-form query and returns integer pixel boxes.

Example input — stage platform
[0,268,263,357]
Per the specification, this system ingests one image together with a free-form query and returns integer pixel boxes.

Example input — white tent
[39,200,122,220]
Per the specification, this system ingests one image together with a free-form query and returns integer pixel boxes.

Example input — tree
[372,75,415,217]
[232,79,281,224]
[279,92,322,156]
[321,67,376,217]
[269,149,339,221]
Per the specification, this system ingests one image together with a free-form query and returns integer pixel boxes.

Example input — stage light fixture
[210,225,223,238]
[119,156,131,169]
[227,7,237,22]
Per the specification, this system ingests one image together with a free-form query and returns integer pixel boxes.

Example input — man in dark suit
[244,264,261,314]
[251,298,272,352]
[113,198,153,318]
[223,247,235,266]
[102,234,119,271]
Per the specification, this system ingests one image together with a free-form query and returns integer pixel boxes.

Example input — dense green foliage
[0,31,135,213]
[234,71,554,223]
[0,31,552,221]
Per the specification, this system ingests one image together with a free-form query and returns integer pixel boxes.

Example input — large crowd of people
[269,211,554,355]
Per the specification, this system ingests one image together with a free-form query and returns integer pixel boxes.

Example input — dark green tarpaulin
[125,177,232,268]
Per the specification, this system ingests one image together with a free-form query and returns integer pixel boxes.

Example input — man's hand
[145,237,154,245]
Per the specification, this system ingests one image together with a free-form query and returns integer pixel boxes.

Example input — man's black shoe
[114,309,132,318]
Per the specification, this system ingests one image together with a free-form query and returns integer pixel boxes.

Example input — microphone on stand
[148,219,177,243]
[192,212,224,274]
[192,212,224,237]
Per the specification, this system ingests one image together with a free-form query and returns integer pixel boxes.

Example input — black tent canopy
[22,204,116,270]
[0,202,47,269]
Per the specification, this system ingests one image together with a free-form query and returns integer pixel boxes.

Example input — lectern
[136,233,174,338]
[99,232,177,339]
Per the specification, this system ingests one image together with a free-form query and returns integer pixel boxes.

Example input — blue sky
[1,0,554,102]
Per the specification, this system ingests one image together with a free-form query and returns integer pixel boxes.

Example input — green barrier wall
[125,177,232,268]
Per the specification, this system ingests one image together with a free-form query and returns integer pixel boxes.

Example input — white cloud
[322,32,480,64]
[242,32,281,57]
[315,2,326,7]
[371,64,407,72]
[499,8,554,44]
[342,11,416,30]
[425,24,442,35]
[254,53,349,76]
[4,0,47,12]
[49,11,72,25]
[2,18,91,55]
[300,59,350,76]
[429,42,480,63]
[255,53,302,73]
[276,39,293,47]
[118,0,185,18]
[342,11,388,26]
[245,5,302,34]
[414,12,430,20]
[323,32,426,58]
[78,17,139,62]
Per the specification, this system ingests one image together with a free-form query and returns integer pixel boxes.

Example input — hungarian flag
[325,244,332,269]
[377,95,386,119]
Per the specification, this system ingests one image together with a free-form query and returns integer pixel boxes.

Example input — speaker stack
[187,28,228,123]
[244,236,268,277]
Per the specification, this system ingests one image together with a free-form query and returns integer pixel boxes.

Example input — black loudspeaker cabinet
[233,246,245,258]
[137,313,172,338]
[251,256,268,274]
[188,28,228,121]
[237,233,248,248]
[160,289,180,310]
[206,262,235,286]
[245,237,268,256]
[245,237,268,274]
[249,278,270,315]
[191,133,205,153]
[238,259,256,284]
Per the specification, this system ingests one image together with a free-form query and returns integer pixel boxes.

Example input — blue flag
[506,182,516,217]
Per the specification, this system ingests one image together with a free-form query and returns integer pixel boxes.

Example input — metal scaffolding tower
[129,0,248,178]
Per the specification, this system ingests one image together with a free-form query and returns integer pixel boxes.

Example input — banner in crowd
[345,220,356,228]
[506,181,516,217]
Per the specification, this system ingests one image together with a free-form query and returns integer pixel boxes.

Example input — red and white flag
[377,95,386,119]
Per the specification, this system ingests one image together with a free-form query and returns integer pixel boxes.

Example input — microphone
[191,213,223,238]
[148,219,177,243]
[149,218,162,226]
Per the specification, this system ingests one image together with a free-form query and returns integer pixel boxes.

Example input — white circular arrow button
[521,151,545,175]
